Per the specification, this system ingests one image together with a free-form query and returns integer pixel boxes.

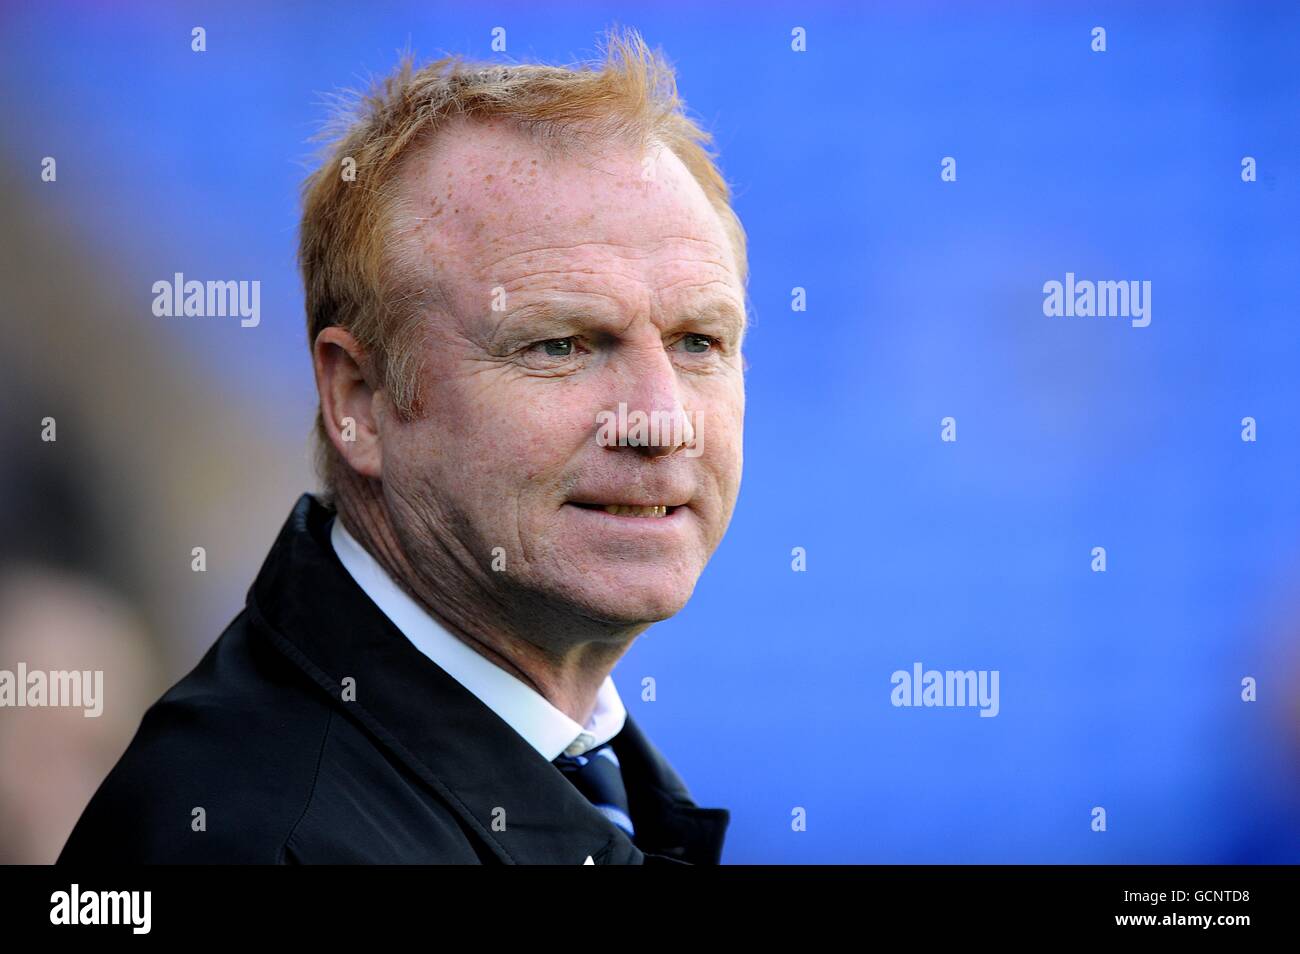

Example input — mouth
[566,502,683,519]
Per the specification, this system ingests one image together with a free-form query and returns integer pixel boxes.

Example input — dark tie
[553,740,636,839]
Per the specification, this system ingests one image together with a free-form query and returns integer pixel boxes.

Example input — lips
[568,502,680,518]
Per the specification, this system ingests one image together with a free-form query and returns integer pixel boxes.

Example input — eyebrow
[487,295,747,350]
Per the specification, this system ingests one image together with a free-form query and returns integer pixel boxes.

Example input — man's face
[378,118,746,628]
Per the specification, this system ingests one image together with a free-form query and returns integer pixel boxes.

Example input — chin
[552,571,698,627]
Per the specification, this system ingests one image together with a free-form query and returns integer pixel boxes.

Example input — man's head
[300,29,747,632]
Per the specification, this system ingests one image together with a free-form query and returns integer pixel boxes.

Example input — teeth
[602,504,669,518]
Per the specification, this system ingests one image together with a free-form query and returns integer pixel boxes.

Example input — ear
[313,326,384,479]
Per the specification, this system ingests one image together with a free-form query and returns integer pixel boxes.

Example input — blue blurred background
[1,1,1297,863]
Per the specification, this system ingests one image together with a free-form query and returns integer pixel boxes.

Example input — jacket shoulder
[57,610,332,864]
[278,709,491,864]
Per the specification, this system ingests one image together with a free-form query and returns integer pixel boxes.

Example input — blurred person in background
[0,149,305,861]
[0,369,159,863]
[0,567,158,863]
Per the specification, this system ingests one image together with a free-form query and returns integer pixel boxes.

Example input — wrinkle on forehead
[391,119,739,306]
[480,236,734,286]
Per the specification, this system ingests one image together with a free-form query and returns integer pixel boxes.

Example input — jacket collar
[245,493,730,865]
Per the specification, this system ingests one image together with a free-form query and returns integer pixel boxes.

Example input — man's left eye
[676,334,716,354]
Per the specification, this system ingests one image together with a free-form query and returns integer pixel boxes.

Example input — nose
[600,346,696,460]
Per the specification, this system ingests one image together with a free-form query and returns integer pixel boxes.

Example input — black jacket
[56,493,730,865]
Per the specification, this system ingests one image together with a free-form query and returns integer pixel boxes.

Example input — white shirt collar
[328,512,626,761]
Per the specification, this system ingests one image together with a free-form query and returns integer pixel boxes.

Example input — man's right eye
[536,337,575,357]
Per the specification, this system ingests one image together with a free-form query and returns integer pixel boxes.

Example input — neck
[329,468,639,726]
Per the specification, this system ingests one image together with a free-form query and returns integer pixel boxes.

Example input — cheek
[514,401,604,494]
[695,384,745,478]
[440,382,597,487]
[381,420,444,506]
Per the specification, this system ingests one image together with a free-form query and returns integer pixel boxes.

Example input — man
[57,27,748,865]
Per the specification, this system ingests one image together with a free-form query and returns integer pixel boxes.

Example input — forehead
[391,117,740,307]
